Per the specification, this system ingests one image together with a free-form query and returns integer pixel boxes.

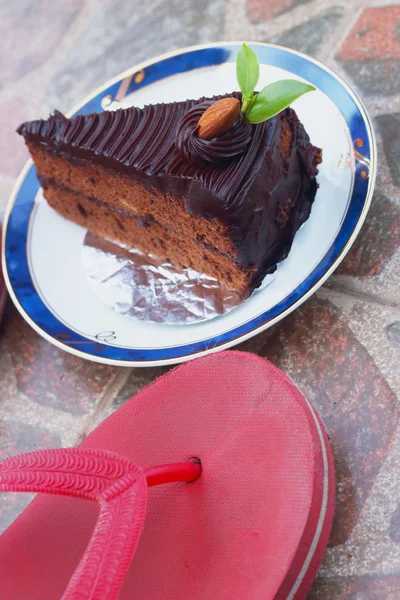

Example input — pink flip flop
[0,224,7,324]
[0,351,335,599]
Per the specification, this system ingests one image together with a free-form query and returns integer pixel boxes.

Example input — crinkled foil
[82,232,274,325]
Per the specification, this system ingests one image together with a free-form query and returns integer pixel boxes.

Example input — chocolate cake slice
[17,93,322,295]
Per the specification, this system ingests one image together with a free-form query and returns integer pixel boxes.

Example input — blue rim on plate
[2,42,376,366]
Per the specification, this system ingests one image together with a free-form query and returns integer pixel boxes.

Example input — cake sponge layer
[42,182,254,293]
[28,143,237,259]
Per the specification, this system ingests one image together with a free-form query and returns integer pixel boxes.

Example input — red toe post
[145,460,202,487]
[0,448,201,600]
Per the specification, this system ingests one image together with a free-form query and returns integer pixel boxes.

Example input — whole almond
[197,98,240,140]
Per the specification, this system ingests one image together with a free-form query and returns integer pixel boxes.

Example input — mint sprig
[236,43,259,109]
[246,79,316,123]
[236,43,316,123]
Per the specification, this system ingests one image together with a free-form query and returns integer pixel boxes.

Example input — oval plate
[2,42,376,367]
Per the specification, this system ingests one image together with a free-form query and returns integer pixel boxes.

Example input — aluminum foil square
[82,232,274,325]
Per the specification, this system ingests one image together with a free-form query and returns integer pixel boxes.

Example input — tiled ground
[0,0,399,597]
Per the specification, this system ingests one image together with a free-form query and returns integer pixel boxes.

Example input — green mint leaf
[246,79,316,124]
[236,43,259,101]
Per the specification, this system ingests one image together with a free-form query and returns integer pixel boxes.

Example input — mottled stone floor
[0,0,399,597]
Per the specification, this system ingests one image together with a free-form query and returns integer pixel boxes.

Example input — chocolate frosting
[18,93,322,289]
[176,100,253,166]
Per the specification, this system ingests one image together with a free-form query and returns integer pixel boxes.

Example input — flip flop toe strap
[0,448,148,600]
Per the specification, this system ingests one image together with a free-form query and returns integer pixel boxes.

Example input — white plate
[3,42,376,366]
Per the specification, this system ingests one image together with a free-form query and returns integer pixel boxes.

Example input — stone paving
[0,0,399,597]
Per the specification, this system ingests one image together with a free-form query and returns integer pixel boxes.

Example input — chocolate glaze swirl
[176,101,253,166]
